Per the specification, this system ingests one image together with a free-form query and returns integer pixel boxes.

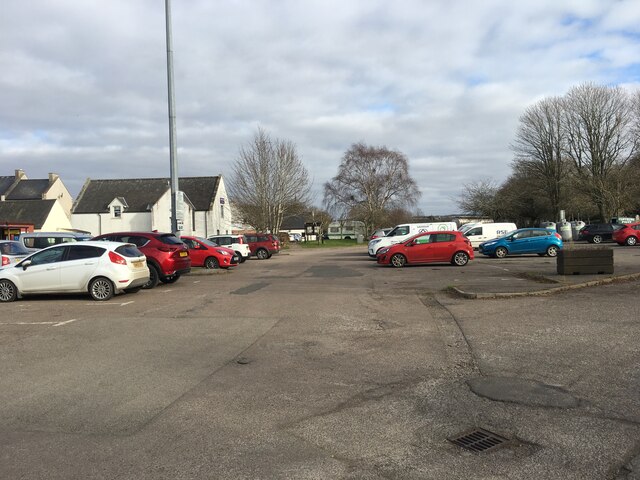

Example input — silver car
[0,240,31,266]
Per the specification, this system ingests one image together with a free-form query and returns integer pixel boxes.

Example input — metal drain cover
[449,428,509,452]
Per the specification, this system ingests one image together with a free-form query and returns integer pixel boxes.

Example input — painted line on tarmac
[53,319,77,327]
[120,301,134,306]
[0,321,57,325]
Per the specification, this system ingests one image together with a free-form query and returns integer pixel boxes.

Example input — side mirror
[21,259,32,270]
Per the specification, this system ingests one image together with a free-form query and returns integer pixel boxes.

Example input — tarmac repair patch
[231,282,269,295]
[468,376,580,408]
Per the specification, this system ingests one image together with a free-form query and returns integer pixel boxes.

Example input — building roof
[0,200,56,228]
[72,177,221,214]
[280,215,307,229]
[5,179,51,200]
[0,176,18,196]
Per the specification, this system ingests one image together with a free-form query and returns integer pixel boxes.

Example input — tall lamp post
[165,0,179,234]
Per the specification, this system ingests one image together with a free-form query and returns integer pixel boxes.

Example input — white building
[71,176,232,237]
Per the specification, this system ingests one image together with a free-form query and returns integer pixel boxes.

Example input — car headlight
[378,247,389,255]
[215,249,230,255]
[370,239,381,246]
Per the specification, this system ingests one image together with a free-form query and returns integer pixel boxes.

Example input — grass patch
[298,239,364,248]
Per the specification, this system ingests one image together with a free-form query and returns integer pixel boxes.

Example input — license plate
[132,261,144,268]
[179,251,188,257]
[232,256,239,263]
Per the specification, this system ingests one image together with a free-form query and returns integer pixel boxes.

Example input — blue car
[478,228,563,258]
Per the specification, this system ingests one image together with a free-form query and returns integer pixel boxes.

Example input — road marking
[120,301,134,306]
[0,321,57,325]
[53,319,77,327]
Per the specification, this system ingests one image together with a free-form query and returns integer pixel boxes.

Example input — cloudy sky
[2,0,639,214]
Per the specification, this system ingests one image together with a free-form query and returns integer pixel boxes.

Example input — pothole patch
[468,376,580,408]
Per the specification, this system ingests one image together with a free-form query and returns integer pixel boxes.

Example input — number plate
[132,261,144,268]
[232,256,239,263]
[179,251,188,257]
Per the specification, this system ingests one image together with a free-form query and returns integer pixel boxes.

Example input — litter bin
[356,234,364,244]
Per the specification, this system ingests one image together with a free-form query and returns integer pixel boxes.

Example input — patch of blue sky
[560,14,596,29]
[365,102,395,114]
[465,74,488,87]
[609,63,640,84]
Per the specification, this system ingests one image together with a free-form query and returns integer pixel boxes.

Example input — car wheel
[495,246,508,258]
[236,252,246,263]
[452,251,469,266]
[89,277,114,301]
[0,279,17,302]
[256,249,269,260]
[204,256,219,269]
[592,235,603,244]
[546,245,559,257]
[390,253,406,268]
[161,274,180,284]
[143,265,160,289]
[124,286,142,294]
[626,236,637,246]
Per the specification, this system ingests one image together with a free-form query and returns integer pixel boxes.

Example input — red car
[180,236,239,269]
[612,222,640,246]
[376,231,474,268]
[245,233,280,259]
[92,231,190,288]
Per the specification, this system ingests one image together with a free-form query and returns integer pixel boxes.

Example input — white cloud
[1,0,639,214]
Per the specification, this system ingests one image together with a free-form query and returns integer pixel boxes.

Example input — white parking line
[0,321,57,325]
[53,319,77,327]
[120,301,134,306]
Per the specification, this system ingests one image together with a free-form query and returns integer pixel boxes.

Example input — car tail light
[108,251,127,265]
[171,249,187,258]
[1,256,9,266]
[158,246,172,252]
[554,233,562,240]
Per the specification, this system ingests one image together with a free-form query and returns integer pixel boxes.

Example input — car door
[528,230,549,253]
[509,230,532,253]
[58,245,105,290]
[431,233,458,261]
[406,235,434,263]
[182,238,205,266]
[17,246,66,293]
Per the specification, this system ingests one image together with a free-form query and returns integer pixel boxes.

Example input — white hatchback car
[207,234,251,263]
[0,241,149,302]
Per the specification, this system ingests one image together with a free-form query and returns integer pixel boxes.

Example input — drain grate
[449,428,508,453]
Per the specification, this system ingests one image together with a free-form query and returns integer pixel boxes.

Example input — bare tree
[512,96,569,218]
[323,143,420,235]
[564,83,638,221]
[228,128,311,233]
[457,179,500,219]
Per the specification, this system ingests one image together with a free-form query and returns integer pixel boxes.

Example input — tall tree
[512,96,569,218]
[228,128,311,233]
[457,179,500,219]
[563,83,638,221]
[323,143,420,235]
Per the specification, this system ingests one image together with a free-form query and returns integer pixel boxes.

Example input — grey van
[17,232,92,252]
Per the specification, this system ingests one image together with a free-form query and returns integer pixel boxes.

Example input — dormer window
[113,206,122,218]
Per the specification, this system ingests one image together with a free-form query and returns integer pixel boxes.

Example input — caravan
[368,222,458,257]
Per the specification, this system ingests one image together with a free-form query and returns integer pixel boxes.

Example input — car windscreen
[387,226,409,237]
[199,238,220,248]
[158,234,184,245]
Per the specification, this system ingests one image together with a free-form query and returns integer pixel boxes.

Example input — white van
[463,223,517,248]
[368,222,458,257]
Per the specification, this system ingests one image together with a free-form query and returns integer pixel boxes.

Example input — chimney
[48,173,59,184]
[15,169,26,180]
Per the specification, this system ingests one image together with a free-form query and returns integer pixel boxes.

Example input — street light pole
[165,0,179,234]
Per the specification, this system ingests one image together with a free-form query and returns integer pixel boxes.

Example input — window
[220,205,224,219]
[28,246,66,266]
[466,227,482,236]
[67,245,105,261]
[433,233,455,242]
[113,206,122,218]
[388,226,409,237]
[415,235,431,244]
[330,227,340,233]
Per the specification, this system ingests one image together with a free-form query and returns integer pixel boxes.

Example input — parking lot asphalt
[1,242,639,479]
